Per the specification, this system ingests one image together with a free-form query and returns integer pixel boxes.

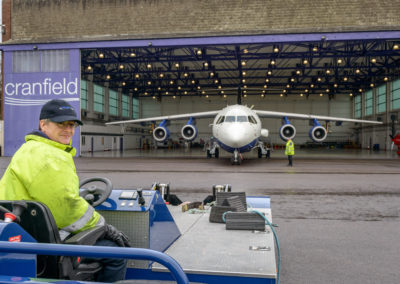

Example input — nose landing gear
[230,149,242,165]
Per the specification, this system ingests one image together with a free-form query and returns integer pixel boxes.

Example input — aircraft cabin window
[225,116,236,122]
[248,116,257,124]
[237,116,248,122]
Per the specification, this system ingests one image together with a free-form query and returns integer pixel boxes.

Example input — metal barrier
[0,241,189,284]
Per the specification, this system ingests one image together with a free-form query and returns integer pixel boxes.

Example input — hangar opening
[76,32,400,155]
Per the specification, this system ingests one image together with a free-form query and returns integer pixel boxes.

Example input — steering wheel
[79,177,113,207]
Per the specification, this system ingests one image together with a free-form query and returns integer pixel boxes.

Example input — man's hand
[104,224,131,247]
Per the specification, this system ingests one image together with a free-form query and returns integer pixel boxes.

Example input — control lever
[4,201,27,223]
[137,189,145,206]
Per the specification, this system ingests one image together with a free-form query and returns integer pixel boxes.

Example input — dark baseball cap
[40,99,83,125]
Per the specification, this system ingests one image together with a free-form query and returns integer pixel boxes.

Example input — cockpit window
[216,116,225,124]
[225,116,236,122]
[236,116,248,122]
[248,116,257,124]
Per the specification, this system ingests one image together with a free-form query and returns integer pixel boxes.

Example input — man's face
[40,120,77,145]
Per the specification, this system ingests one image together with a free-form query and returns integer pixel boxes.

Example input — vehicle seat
[0,200,105,281]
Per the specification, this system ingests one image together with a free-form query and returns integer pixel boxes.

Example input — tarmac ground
[1,147,399,284]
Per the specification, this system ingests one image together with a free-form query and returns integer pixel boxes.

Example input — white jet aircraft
[106,104,382,164]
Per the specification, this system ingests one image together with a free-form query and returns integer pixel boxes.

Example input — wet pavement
[1,148,399,284]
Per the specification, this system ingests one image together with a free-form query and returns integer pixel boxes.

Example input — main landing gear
[257,141,271,159]
[206,140,220,159]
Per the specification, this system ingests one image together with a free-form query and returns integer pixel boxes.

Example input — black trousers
[287,155,293,166]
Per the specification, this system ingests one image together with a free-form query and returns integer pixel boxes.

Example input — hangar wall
[5,0,400,43]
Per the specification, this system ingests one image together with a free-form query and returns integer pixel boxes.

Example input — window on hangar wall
[376,84,386,114]
[93,84,104,113]
[391,79,400,110]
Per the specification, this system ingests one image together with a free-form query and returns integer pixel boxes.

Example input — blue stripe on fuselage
[217,138,258,153]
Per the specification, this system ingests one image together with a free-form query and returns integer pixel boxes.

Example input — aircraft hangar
[1,0,400,157]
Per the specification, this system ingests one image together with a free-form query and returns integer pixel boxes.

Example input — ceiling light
[184,73,189,77]
[300,93,304,97]
[393,44,399,50]
[384,77,389,81]
[152,96,156,99]
[184,91,188,95]
[242,79,246,83]
[359,88,363,92]
[312,46,318,52]
[334,83,338,88]
[204,62,209,67]
[262,90,266,93]
[265,79,270,83]
[197,86,201,90]
[310,84,315,88]
[119,65,124,69]
[326,69,331,74]
[134,87,138,91]
[355,69,360,74]
[320,93,323,96]
[196,49,202,55]
[271,60,276,65]
[147,63,152,69]
[283,90,287,93]
[210,72,215,77]
[135,74,140,78]
[296,70,301,75]
[224,94,227,98]
[144,91,148,95]
[280,94,283,97]
[170,80,174,85]
[214,79,219,84]
[157,87,161,91]
[303,59,309,65]
[173,95,176,99]
[273,46,279,53]
[326,89,329,93]
[241,61,246,66]
[267,71,272,76]
[242,71,246,76]
[305,89,309,93]
[147,81,152,85]
[343,77,348,81]
[130,52,136,57]
[87,66,92,70]
[175,63,180,68]
[371,58,377,63]
[370,83,374,87]
[243,49,249,54]
[159,73,164,78]
[202,90,206,94]
[290,78,295,82]
[286,84,290,88]
[191,80,196,84]
[178,86,182,90]
[106,75,110,79]
[122,82,126,86]
[205,95,209,98]
[221,90,224,94]
[243,85,247,88]
[244,94,247,97]
[349,93,353,97]
[317,77,322,82]
[165,91,169,95]
[99,53,104,58]
[337,59,343,64]
[264,85,268,89]
[261,94,265,98]
[218,85,222,89]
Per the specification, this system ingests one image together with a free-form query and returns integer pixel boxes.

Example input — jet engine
[153,120,170,142]
[309,119,327,142]
[279,117,296,141]
[181,118,198,141]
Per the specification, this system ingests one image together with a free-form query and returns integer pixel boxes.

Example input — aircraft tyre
[258,148,262,158]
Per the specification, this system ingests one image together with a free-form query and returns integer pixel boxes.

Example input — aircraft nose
[222,125,249,147]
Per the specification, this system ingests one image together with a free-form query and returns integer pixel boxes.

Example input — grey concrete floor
[1,148,400,284]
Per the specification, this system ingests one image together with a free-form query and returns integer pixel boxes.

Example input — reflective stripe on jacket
[0,133,101,234]
[285,140,295,156]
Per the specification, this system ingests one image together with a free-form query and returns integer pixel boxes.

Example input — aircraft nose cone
[222,125,249,147]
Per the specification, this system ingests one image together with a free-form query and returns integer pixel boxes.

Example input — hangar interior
[79,36,400,153]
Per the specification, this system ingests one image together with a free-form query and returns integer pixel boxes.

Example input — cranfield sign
[4,78,78,97]
[3,49,81,156]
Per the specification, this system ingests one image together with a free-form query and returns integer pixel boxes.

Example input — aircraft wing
[105,110,220,125]
[254,109,383,125]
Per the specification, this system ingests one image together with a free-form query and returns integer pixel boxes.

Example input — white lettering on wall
[4,78,78,96]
